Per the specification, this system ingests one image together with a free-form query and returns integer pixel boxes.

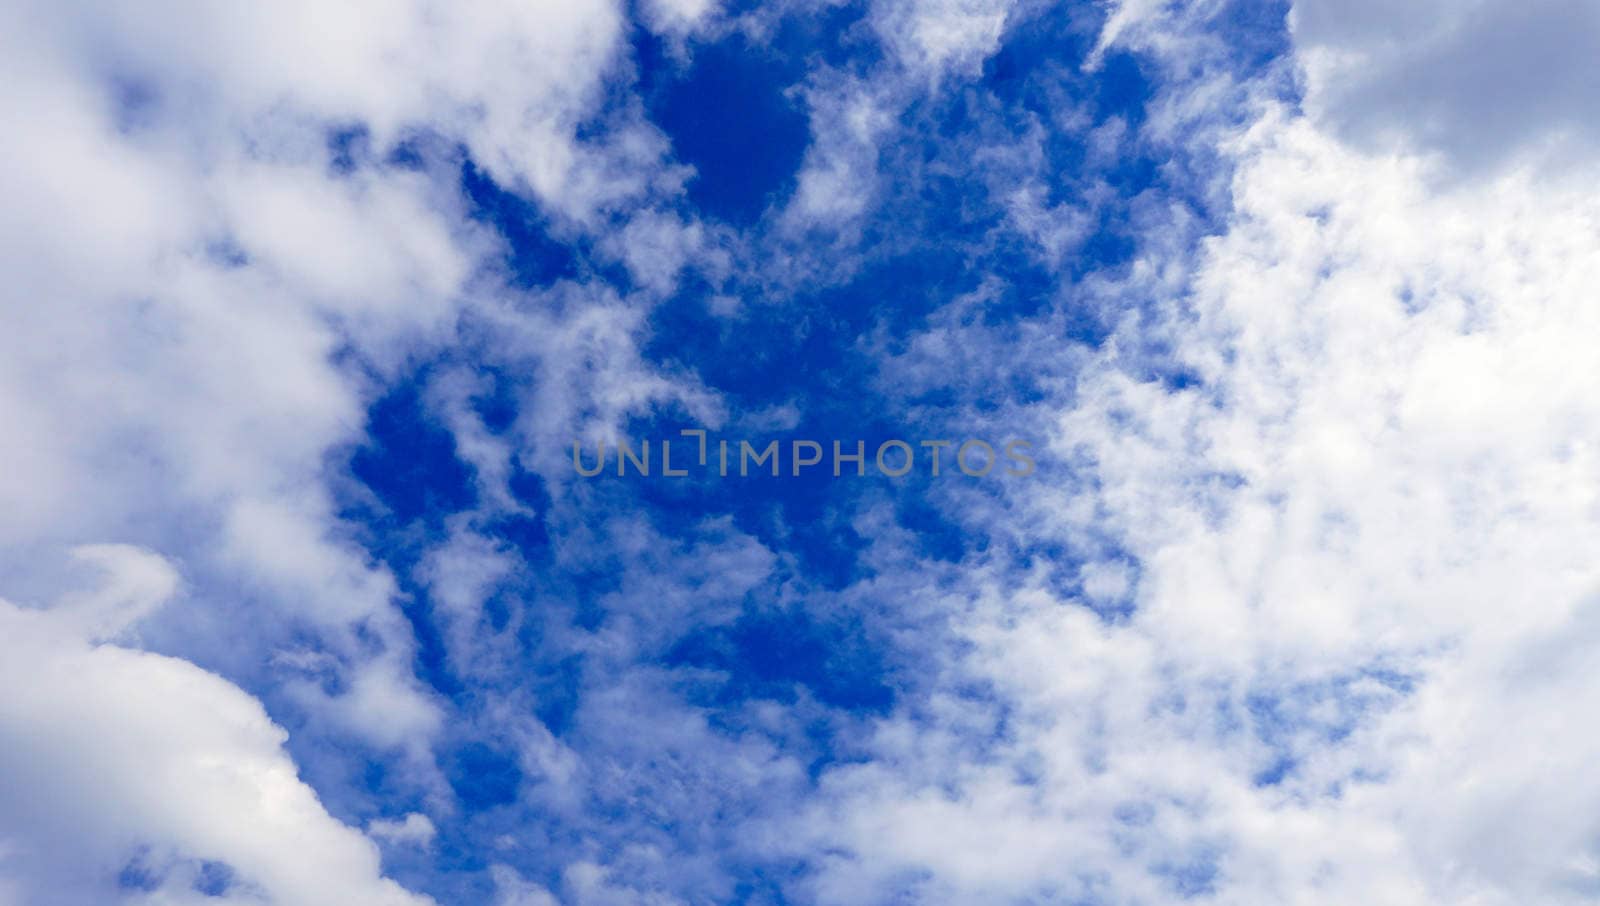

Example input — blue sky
[4,1,1600,904]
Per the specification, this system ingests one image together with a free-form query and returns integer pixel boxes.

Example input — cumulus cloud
[1291,0,1600,174]
[1119,110,1600,902]
[0,547,429,905]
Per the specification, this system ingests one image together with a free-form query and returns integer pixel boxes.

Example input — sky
[2,1,1600,904]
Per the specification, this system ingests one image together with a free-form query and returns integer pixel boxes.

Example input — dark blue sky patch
[1094,52,1153,126]
[327,124,370,175]
[639,34,810,224]
[117,850,162,893]
[831,250,981,339]
[1158,367,1205,393]
[385,135,430,171]
[531,655,584,737]
[975,250,1059,327]
[335,371,490,702]
[606,407,884,592]
[643,242,988,418]
[467,368,521,435]
[762,0,878,72]
[1054,292,1115,347]
[193,861,235,898]
[506,465,553,531]
[892,492,973,563]
[447,741,524,813]
[1252,752,1297,788]
[1105,152,1161,197]
[1078,224,1138,276]
[397,579,462,700]
[983,1,1097,90]
[483,512,550,565]
[665,607,895,713]
[348,376,477,533]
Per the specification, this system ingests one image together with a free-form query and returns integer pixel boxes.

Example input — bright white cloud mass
[2,0,1599,903]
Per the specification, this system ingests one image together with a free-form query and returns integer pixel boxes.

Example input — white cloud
[1290,0,1600,174]
[640,0,723,38]
[784,78,895,230]
[599,209,709,296]
[2,0,635,219]
[0,547,430,905]
[52,545,183,643]
[491,865,561,906]
[873,0,1017,80]
[1124,111,1600,902]
[491,861,692,906]
[368,814,439,849]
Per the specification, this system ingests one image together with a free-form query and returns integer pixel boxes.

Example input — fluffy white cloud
[1291,0,1600,174]
[640,0,723,38]
[783,77,893,229]
[1033,110,1600,903]
[0,546,431,905]
[0,39,452,753]
[1100,0,1600,173]
[368,814,439,850]
[4,0,636,216]
[872,0,1018,79]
